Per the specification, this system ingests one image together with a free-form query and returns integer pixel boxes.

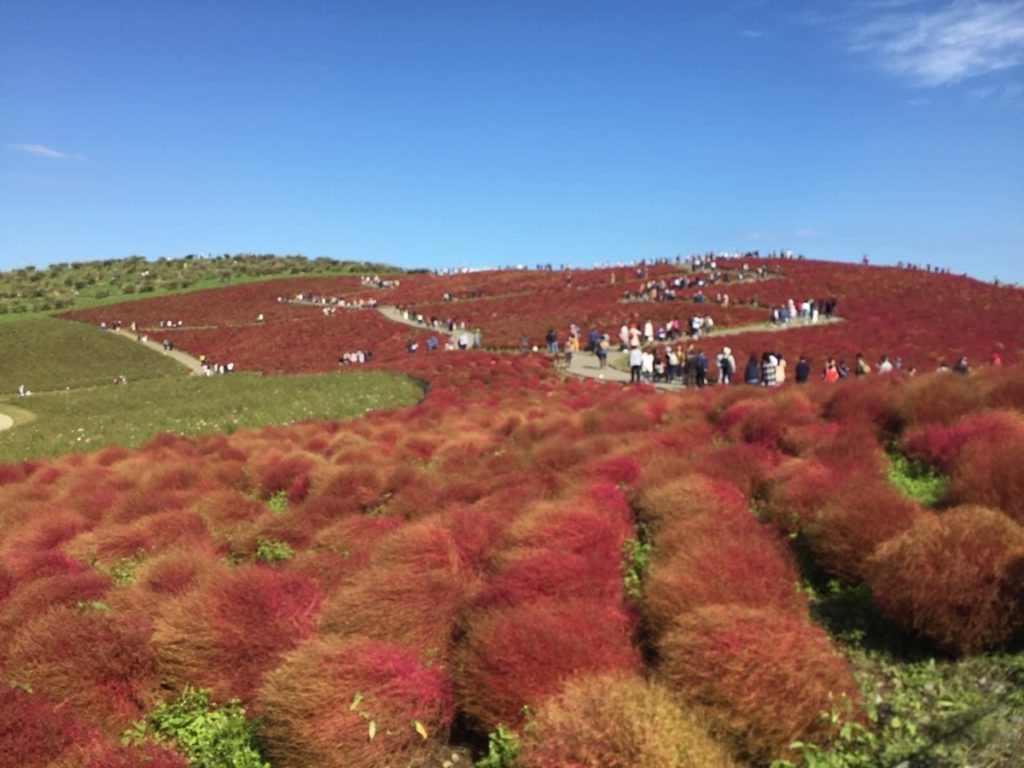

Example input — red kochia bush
[518,673,737,768]
[644,509,805,636]
[658,605,860,762]
[257,636,454,768]
[946,431,1024,524]
[152,564,322,704]
[900,371,984,427]
[0,571,111,652]
[456,599,640,730]
[822,376,904,435]
[866,506,1024,653]
[5,606,158,733]
[901,409,1024,472]
[805,480,926,583]
[0,685,82,768]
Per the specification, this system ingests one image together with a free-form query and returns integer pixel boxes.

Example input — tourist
[953,356,970,374]
[795,355,811,384]
[629,345,643,384]
[744,354,760,385]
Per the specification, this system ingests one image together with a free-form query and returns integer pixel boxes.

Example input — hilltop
[0,254,1022,768]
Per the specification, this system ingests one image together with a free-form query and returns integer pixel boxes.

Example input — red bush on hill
[257,636,454,768]
[866,506,1024,653]
[457,599,640,729]
[658,605,860,762]
[152,565,322,704]
[518,673,737,768]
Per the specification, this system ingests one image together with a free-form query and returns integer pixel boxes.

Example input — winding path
[374,303,843,388]
[110,328,206,374]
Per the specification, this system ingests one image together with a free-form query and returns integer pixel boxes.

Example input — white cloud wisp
[850,0,1024,86]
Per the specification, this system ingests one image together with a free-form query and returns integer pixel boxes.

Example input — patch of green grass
[0,317,184,393]
[0,370,423,461]
[886,450,948,508]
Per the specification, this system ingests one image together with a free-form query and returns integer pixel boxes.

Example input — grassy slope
[0,317,186,393]
[0,370,423,461]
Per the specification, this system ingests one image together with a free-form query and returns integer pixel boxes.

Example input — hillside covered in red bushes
[5,258,1024,767]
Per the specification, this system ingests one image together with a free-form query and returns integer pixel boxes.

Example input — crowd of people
[283,292,379,310]
[361,275,401,289]
[767,297,839,325]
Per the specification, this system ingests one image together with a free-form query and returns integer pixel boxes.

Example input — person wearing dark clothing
[695,350,708,388]
[795,356,811,384]
[744,354,760,385]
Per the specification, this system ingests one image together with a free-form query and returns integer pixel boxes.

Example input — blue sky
[2,0,1022,281]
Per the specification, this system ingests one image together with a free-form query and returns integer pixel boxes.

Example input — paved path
[377,305,465,347]
[110,328,206,374]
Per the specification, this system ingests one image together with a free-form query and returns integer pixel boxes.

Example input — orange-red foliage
[805,480,926,582]
[152,565,322,704]
[0,571,111,652]
[518,673,737,768]
[257,636,454,768]
[456,599,640,730]
[902,409,1024,472]
[658,605,860,762]
[900,372,984,427]
[822,377,904,435]
[6,607,157,733]
[0,685,77,768]
[644,507,804,636]
[866,506,1024,653]
[946,431,1024,524]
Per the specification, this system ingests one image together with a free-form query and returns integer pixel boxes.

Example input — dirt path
[110,328,206,374]
[0,413,13,432]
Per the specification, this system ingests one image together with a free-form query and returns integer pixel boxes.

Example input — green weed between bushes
[790,576,1024,768]
[123,686,269,768]
[886,450,948,508]
[476,724,520,768]
[772,651,1024,768]
[0,370,423,461]
[621,533,653,604]
[254,538,294,564]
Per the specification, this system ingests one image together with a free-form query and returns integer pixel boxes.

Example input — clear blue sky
[2,1,1022,281]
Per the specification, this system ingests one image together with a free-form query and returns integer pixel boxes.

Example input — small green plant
[620,533,653,604]
[265,490,289,515]
[886,450,948,508]
[476,724,519,768]
[108,549,148,585]
[75,600,109,612]
[123,686,269,768]
[255,538,294,564]
[770,651,1024,768]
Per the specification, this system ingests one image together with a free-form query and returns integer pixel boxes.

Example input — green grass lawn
[0,370,423,461]
[0,317,186,393]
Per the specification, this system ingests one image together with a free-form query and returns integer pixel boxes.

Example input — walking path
[373,304,844,388]
[377,305,464,347]
[110,328,206,374]
[0,413,12,432]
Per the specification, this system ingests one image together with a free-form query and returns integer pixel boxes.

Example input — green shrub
[255,538,294,564]
[886,451,947,508]
[266,490,289,515]
[477,724,519,768]
[123,686,269,768]
[620,534,652,604]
